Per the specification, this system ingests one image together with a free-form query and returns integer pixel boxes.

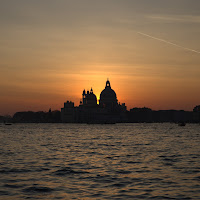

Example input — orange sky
[0,0,200,115]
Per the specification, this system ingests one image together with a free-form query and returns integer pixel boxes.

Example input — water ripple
[0,123,199,199]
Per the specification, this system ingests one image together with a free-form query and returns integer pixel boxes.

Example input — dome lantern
[106,79,111,88]
[90,88,93,94]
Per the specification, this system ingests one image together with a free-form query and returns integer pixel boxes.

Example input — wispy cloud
[137,32,200,54]
[148,15,200,23]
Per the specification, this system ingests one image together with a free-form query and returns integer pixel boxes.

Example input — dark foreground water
[0,123,199,199]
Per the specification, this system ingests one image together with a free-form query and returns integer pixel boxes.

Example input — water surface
[0,123,199,199]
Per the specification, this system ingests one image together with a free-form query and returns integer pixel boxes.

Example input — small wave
[149,178,163,182]
[149,195,180,199]
[0,151,15,156]
[181,169,200,174]
[0,190,10,195]
[126,154,133,157]
[53,167,89,176]
[86,151,98,155]
[0,168,31,174]
[193,176,200,181]
[125,161,141,164]
[112,194,147,199]
[131,178,143,182]
[135,169,151,173]
[86,174,117,184]
[3,184,25,188]
[115,170,132,174]
[22,186,54,193]
[34,167,50,172]
[105,156,113,159]
[163,162,173,166]
[110,183,126,187]
[0,167,50,174]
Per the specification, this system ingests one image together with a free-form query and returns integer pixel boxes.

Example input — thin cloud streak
[148,15,200,23]
[137,32,200,54]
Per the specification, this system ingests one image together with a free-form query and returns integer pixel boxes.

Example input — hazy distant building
[193,105,200,122]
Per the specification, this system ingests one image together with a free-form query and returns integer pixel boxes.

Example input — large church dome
[100,80,116,99]
[99,80,118,108]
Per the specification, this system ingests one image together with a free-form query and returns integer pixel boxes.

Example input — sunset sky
[0,0,200,115]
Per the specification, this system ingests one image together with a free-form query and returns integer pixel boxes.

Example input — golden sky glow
[0,0,200,115]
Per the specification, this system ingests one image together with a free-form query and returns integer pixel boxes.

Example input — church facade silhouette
[61,80,127,123]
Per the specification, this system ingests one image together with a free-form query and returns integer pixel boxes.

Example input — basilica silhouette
[61,80,127,123]
[61,79,198,124]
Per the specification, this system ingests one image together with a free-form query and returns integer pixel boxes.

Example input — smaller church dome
[87,93,97,102]
[82,87,97,107]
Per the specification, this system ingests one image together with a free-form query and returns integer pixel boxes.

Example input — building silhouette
[61,79,199,124]
[99,80,118,109]
[61,80,127,123]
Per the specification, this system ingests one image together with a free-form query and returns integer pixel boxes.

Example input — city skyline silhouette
[1,79,199,124]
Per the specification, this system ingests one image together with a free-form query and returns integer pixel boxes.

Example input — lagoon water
[0,123,199,199]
